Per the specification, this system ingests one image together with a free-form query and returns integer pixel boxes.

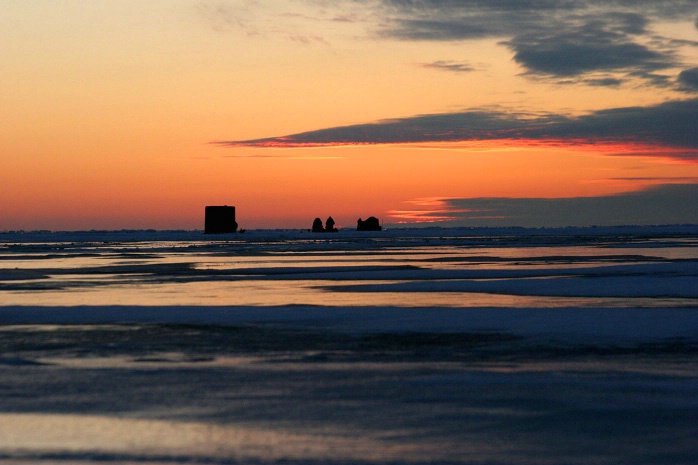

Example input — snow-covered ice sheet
[0,227,696,464]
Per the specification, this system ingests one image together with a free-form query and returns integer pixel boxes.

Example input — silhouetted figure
[311,216,338,232]
[325,216,337,232]
[312,217,324,232]
[357,216,382,231]
[205,206,238,234]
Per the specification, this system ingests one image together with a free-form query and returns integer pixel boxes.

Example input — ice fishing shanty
[204,206,238,234]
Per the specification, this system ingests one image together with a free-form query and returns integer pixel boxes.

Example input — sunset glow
[2,1,698,230]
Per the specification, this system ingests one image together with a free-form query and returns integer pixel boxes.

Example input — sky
[2,0,698,230]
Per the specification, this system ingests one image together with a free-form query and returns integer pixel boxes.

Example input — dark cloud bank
[218,98,698,160]
[373,0,698,88]
[403,184,698,227]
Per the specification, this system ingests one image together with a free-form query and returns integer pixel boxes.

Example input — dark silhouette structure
[205,206,238,234]
[312,217,324,232]
[325,216,337,232]
[311,216,338,232]
[357,216,382,231]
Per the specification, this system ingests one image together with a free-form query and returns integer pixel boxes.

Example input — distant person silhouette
[312,217,324,232]
[325,216,337,232]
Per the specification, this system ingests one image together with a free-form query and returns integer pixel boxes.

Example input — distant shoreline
[2,224,697,234]
[2,224,698,243]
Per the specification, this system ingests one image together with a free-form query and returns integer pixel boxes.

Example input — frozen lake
[0,226,697,464]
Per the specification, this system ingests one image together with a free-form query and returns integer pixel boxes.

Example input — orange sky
[2,1,698,230]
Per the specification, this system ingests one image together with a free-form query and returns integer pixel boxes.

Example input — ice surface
[0,305,697,343]
[0,227,696,465]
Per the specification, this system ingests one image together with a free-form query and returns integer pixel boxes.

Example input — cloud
[215,98,698,160]
[376,1,697,37]
[547,99,698,150]
[504,13,674,78]
[678,67,698,91]
[196,1,337,43]
[389,184,698,227]
[418,60,475,73]
[287,34,328,45]
[583,77,624,87]
[381,17,501,41]
[609,177,698,182]
[215,110,546,146]
[373,1,694,86]
[221,154,343,160]
[197,1,258,34]
[198,1,698,88]
[376,2,549,41]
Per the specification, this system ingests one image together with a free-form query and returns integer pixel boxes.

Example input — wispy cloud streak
[215,98,698,160]
[417,60,475,73]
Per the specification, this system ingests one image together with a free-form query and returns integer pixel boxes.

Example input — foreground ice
[0,318,696,465]
[0,305,697,343]
[0,227,696,464]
